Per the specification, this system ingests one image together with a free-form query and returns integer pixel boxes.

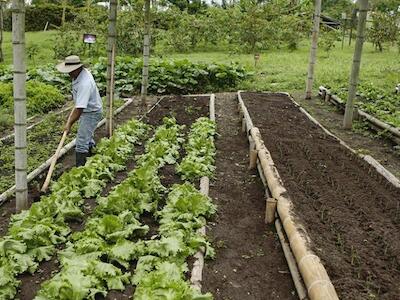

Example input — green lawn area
[169,40,400,94]
[1,31,399,95]
[1,30,57,66]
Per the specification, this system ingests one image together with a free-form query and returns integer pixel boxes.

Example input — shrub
[0,81,65,116]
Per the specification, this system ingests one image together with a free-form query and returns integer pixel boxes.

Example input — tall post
[13,0,28,211]
[106,0,117,137]
[0,1,4,63]
[343,0,369,129]
[61,0,67,26]
[141,0,151,105]
[305,0,321,99]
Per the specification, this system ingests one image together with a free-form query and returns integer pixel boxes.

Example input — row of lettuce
[0,116,217,299]
[323,82,400,128]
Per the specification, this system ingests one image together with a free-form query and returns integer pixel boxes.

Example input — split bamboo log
[0,98,137,205]
[209,94,215,121]
[275,218,308,300]
[190,177,209,291]
[237,91,253,133]
[250,127,338,300]
[357,110,400,139]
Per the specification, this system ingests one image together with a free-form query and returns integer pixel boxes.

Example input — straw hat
[56,55,83,73]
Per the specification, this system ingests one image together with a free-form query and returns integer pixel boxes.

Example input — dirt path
[202,93,297,300]
[293,93,400,178]
[242,92,400,300]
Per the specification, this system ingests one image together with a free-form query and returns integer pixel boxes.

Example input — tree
[12,0,28,211]
[343,0,369,129]
[367,11,398,52]
[305,0,321,99]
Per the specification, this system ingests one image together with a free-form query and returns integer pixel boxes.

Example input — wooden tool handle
[41,130,68,192]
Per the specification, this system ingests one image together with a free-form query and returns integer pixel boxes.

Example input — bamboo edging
[237,91,338,300]
[318,86,400,144]
[0,103,73,143]
[190,94,215,290]
[0,97,160,206]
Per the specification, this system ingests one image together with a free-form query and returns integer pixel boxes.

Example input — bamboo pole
[343,0,369,129]
[61,0,67,26]
[305,0,321,99]
[13,0,28,211]
[106,0,117,137]
[108,44,116,137]
[140,0,151,105]
[0,1,4,63]
[275,218,308,300]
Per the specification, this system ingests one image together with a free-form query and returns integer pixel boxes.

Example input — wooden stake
[305,0,321,99]
[0,2,4,63]
[265,197,277,224]
[343,0,369,129]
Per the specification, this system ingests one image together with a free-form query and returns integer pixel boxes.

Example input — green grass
[1,30,57,66]
[168,40,400,94]
[1,31,399,95]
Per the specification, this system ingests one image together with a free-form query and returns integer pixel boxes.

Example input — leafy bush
[0,81,65,116]
[3,4,76,32]
[91,56,250,95]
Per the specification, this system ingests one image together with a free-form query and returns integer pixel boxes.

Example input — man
[56,55,103,167]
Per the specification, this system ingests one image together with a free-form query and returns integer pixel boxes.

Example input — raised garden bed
[240,92,400,300]
[318,86,400,145]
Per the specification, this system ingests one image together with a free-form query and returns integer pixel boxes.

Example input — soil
[242,92,400,300]
[202,93,297,300]
[293,93,400,179]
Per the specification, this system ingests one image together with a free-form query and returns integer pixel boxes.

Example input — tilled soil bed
[242,92,400,300]
[202,93,296,300]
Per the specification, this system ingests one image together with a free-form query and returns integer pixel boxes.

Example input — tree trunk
[141,0,151,105]
[106,0,117,137]
[343,0,369,129]
[12,0,28,211]
[0,2,4,63]
[305,0,321,99]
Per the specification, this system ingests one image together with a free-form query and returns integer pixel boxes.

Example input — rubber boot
[76,151,88,167]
